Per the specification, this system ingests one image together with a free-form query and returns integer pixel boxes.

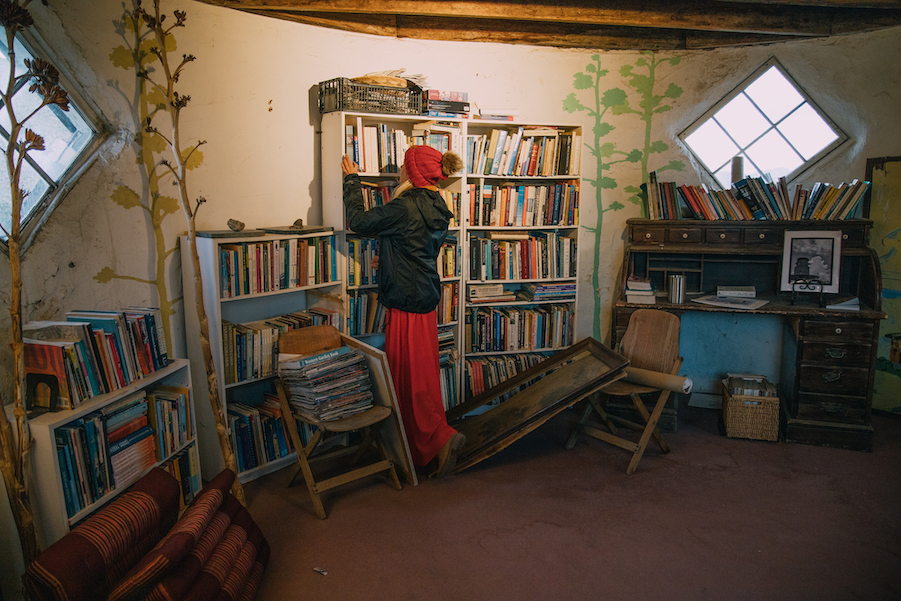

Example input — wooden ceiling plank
[197,0,901,36]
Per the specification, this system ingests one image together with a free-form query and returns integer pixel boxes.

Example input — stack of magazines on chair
[279,346,374,422]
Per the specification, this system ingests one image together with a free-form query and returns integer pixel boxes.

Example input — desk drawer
[802,320,874,341]
[840,228,866,246]
[797,392,868,424]
[799,364,869,396]
[800,341,872,368]
[706,228,741,244]
[667,227,703,243]
[744,228,780,246]
[632,226,664,244]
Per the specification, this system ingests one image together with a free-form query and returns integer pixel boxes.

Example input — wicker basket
[721,379,780,441]
[318,78,422,115]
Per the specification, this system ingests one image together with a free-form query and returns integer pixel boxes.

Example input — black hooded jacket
[343,173,454,313]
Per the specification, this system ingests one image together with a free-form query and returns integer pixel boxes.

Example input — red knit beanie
[404,145,446,188]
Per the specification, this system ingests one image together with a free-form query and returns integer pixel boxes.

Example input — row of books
[55,386,193,518]
[625,276,657,305]
[465,126,581,177]
[468,231,577,281]
[347,236,379,287]
[279,345,374,422]
[218,236,338,299]
[346,289,385,337]
[646,171,871,221]
[344,119,464,175]
[159,447,200,510]
[221,310,338,385]
[227,395,297,474]
[345,183,461,227]
[438,326,458,410]
[467,181,579,227]
[464,353,547,401]
[24,308,168,411]
[437,237,461,279]
[466,304,575,353]
[467,282,576,304]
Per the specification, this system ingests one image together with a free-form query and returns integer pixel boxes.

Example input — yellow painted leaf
[110,185,143,209]
[157,195,180,216]
[94,266,115,284]
[134,132,168,157]
[145,87,166,107]
[182,147,204,171]
[109,46,135,70]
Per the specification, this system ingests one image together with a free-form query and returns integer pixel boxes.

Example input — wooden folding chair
[565,309,682,474]
[276,325,401,519]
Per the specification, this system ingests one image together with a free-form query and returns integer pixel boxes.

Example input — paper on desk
[691,294,769,310]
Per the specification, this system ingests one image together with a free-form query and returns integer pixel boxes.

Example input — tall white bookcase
[180,231,342,483]
[320,111,581,412]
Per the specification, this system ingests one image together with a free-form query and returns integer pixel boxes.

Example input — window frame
[1,28,109,255]
[678,57,848,189]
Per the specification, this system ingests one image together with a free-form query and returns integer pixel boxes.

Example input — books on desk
[626,276,655,304]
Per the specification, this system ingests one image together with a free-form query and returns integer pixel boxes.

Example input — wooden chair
[276,325,401,519]
[565,309,682,474]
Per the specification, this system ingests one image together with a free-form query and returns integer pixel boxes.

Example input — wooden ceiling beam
[252,12,803,50]
[200,0,901,36]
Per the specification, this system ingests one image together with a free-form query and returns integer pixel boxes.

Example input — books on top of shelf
[644,170,871,221]
[278,346,374,422]
[717,285,756,298]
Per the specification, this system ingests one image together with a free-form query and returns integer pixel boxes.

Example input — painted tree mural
[101,4,204,354]
[563,52,684,342]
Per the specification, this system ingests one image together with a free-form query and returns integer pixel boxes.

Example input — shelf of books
[181,230,342,483]
[461,121,581,408]
[645,170,871,221]
[15,357,200,548]
[321,111,466,412]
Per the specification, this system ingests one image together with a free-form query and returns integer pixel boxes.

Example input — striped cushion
[106,469,236,601]
[24,468,180,601]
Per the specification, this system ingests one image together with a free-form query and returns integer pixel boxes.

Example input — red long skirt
[384,308,457,466]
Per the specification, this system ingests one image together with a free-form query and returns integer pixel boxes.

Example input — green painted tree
[99,2,204,353]
[562,55,641,342]
[617,51,686,218]
[563,52,684,342]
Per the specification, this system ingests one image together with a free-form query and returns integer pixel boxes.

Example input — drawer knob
[821,402,843,414]
[719,233,726,239]
[842,233,848,240]
[825,348,847,359]
[823,370,843,383]
[835,327,842,335]
[759,233,766,239]
[645,233,652,239]
[682,233,688,239]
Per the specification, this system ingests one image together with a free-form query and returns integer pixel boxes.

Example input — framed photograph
[780,230,842,293]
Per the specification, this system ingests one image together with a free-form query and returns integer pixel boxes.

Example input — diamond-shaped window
[1,32,103,253]
[680,58,846,188]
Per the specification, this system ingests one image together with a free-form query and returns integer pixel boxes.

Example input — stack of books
[625,276,655,304]
[422,89,470,118]
[279,346,374,422]
[468,283,515,303]
[516,282,576,301]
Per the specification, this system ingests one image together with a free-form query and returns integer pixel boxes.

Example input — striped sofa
[24,468,269,601]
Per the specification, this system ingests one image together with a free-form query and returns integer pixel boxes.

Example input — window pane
[0,37,32,87]
[715,94,769,147]
[744,130,804,180]
[777,104,839,160]
[745,66,804,123]
[713,164,732,189]
[0,160,51,235]
[685,120,739,173]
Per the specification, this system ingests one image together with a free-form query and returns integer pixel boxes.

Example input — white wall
[1,1,899,596]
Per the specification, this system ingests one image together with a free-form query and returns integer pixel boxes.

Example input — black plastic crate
[318,78,421,115]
